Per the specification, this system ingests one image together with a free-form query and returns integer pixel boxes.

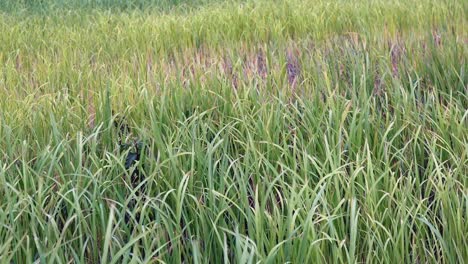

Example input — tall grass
[0,0,466,263]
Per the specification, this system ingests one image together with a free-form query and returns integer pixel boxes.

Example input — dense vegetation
[0,0,466,263]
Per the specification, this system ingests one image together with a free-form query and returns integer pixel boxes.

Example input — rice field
[0,0,467,263]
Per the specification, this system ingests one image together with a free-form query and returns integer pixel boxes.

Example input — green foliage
[0,0,466,263]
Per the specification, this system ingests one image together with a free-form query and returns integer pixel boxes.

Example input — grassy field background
[0,0,467,263]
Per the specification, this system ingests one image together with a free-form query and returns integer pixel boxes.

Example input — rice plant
[0,0,466,263]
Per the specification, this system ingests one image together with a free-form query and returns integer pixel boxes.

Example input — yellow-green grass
[0,0,466,263]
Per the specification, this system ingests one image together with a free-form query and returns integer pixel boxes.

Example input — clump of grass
[0,0,467,263]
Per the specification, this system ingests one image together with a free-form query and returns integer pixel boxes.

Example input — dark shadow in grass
[113,113,153,228]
